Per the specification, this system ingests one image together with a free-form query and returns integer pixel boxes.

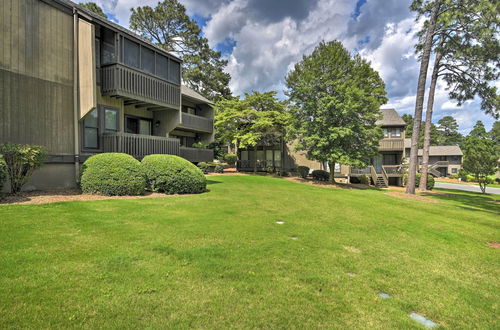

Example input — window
[169,59,181,84]
[123,38,140,68]
[83,109,99,149]
[241,151,249,161]
[334,163,341,172]
[183,106,196,115]
[104,108,118,132]
[452,168,457,173]
[141,47,155,74]
[156,54,168,79]
[101,28,116,65]
[125,116,152,135]
[439,156,447,161]
[391,128,401,137]
[383,128,389,138]
[266,150,273,161]
[256,150,265,161]
[274,150,281,167]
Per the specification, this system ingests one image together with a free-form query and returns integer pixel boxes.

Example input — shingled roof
[404,139,463,156]
[376,109,406,126]
[181,85,214,105]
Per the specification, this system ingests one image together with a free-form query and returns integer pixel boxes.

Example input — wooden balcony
[180,147,214,163]
[103,132,180,159]
[101,63,180,110]
[178,113,214,133]
[379,138,404,151]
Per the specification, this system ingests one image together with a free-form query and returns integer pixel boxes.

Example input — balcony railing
[180,147,214,163]
[350,167,371,175]
[237,160,281,170]
[379,138,404,151]
[103,132,180,159]
[382,165,403,176]
[101,63,180,109]
[179,112,214,133]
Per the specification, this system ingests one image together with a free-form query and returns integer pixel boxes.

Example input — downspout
[73,9,80,184]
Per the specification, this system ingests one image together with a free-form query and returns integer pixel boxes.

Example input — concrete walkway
[435,182,500,195]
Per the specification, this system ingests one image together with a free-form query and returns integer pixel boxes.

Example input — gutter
[73,9,80,183]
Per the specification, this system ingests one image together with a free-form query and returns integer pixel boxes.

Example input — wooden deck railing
[180,113,213,133]
[350,167,371,175]
[382,165,403,176]
[379,138,404,151]
[179,147,214,163]
[103,132,180,159]
[237,160,280,170]
[101,63,180,109]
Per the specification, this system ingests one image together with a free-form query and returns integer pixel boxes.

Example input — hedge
[142,154,206,194]
[0,155,7,193]
[312,170,329,181]
[80,153,146,196]
[297,166,310,179]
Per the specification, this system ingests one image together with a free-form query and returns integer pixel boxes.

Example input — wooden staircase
[375,176,388,188]
[370,166,389,188]
[427,161,449,177]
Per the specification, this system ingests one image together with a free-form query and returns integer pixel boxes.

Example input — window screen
[141,47,155,74]
[83,109,99,149]
[105,108,118,132]
[123,38,140,68]
[156,54,168,79]
[101,29,115,64]
[168,59,181,84]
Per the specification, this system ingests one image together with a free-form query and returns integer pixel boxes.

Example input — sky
[76,0,498,134]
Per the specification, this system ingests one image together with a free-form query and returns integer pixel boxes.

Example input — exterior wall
[0,0,75,156]
[2,163,77,193]
[284,141,324,171]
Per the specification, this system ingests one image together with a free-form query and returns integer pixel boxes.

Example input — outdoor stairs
[375,176,388,188]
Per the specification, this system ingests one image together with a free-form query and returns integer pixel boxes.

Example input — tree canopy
[129,0,231,101]
[436,116,463,146]
[285,41,387,182]
[79,2,107,18]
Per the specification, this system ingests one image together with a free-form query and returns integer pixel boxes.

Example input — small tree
[462,122,497,193]
[0,144,46,194]
[285,41,387,182]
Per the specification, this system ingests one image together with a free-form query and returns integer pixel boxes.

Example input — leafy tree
[414,0,499,191]
[462,121,497,193]
[285,41,387,183]
[490,121,500,157]
[402,114,440,147]
[79,2,107,18]
[214,91,290,171]
[437,116,463,145]
[402,114,414,137]
[129,0,231,101]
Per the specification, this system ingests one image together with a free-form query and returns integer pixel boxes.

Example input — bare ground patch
[0,190,186,205]
[386,191,439,203]
[486,242,500,249]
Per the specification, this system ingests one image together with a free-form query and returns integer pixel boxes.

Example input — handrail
[381,166,389,187]
[429,160,449,168]
[370,166,378,186]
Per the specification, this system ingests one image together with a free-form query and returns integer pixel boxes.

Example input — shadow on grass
[423,191,500,215]
[206,180,223,186]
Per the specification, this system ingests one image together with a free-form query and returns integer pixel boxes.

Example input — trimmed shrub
[224,153,237,167]
[449,174,459,179]
[197,162,209,174]
[0,155,7,192]
[142,155,206,194]
[359,174,370,185]
[80,153,145,196]
[0,143,46,194]
[312,169,329,181]
[297,166,310,179]
[214,164,224,173]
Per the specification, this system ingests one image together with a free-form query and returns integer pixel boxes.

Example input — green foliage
[215,91,290,153]
[311,170,329,182]
[142,155,206,194]
[0,155,7,193]
[214,164,224,174]
[490,121,500,157]
[80,153,146,196]
[79,2,107,18]
[297,166,310,179]
[462,121,497,193]
[437,116,463,146]
[191,141,208,149]
[129,0,231,100]
[285,41,387,171]
[449,174,459,179]
[403,114,442,147]
[224,153,237,167]
[266,166,275,174]
[403,172,435,190]
[359,175,370,185]
[0,144,46,194]
[197,162,208,174]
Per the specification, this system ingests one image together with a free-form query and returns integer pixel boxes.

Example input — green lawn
[435,179,500,189]
[1,175,498,328]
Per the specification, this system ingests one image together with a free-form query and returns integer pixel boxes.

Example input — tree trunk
[419,40,444,191]
[329,161,336,183]
[406,3,440,195]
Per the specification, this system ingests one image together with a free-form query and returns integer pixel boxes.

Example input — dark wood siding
[0,0,74,154]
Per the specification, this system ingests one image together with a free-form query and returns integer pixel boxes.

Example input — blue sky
[78,0,497,134]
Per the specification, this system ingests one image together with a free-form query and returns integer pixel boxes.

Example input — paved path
[435,182,500,195]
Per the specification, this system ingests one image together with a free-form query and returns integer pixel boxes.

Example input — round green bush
[297,166,310,179]
[312,169,329,181]
[224,153,237,167]
[80,153,146,196]
[403,173,435,190]
[359,174,370,185]
[142,155,206,194]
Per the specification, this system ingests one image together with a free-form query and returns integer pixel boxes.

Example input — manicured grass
[0,175,498,328]
[435,179,500,189]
